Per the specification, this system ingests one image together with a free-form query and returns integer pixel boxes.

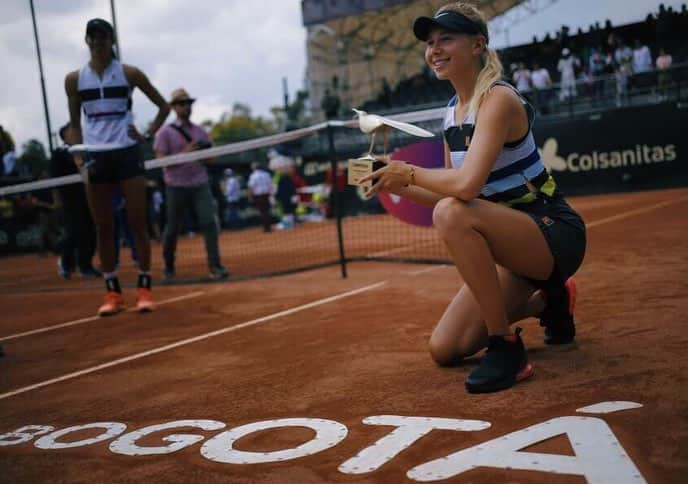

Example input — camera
[195,139,212,150]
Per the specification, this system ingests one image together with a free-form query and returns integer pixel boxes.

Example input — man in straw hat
[153,88,229,281]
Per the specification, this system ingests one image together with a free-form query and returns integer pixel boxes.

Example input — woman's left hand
[358,156,413,197]
[128,124,152,144]
[128,124,145,143]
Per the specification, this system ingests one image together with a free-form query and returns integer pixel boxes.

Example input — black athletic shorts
[516,194,586,289]
[85,145,144,184]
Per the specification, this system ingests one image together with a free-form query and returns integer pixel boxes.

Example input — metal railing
[350,62,688,121]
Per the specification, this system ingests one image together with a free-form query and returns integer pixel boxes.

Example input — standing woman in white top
[65,18,170,316]
[360,2,585,393]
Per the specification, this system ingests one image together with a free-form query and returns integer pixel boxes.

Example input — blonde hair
[437,2,503,118]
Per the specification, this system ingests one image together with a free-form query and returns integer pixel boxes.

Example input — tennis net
[0,108,450,290]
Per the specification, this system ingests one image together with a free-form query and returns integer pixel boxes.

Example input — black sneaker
[465,327,534,394]
[539,278,577,345]
[57,257,71,279]
[209,265,229,280]
[79,267,102,279]
[162,268,176,282]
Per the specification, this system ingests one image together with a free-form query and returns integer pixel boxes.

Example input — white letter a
[407,416,645,483]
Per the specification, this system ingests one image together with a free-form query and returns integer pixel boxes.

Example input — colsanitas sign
[540,138,677,172]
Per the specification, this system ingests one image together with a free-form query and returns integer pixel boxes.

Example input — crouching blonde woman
[359,2,585,393]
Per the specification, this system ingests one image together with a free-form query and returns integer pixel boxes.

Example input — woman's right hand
[73,153,84,169]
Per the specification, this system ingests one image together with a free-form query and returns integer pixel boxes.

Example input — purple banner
[377,140,444,227]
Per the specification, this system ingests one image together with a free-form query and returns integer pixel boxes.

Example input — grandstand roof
[305,0,527,120]
[302,0,527,26]
[477,0,528,20]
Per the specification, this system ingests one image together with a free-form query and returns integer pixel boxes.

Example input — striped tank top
[443,81,558,206]
[77,59,135,151]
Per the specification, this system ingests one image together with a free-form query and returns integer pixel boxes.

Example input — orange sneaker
[98,291,125,317]
[135,287,155,313]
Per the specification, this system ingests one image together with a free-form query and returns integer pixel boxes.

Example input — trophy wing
[378,116,435,138]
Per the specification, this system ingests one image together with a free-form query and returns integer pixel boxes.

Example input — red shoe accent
[515,363,535,382]
[565,277,577,316]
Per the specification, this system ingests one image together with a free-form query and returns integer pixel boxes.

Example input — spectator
[0,126,12,155]
[149,180,165,238]
[269,152,298,230]
[589,50,607,101]
[557,48,580,101]
[30,172,61,255]
[615,60,631,107]
[2,150,17,179]
[531,61,552,114]
[512,62,532,101]
[614,38,633,71]
[0,126,16,181]
[112,189,138,269]
[379,77,392,108]
[247,162,273,232]
[223,168,241,229]
[2,149,31,184]
[605,31,618,54]
[603,19,613,34]
[656,4,672,46]
[632,39,652,74]
[154,88,229,281]
[579,65,595,97]
[656,47,673,100]
[321,88,341,119]
[324,162,346,218]
[52,123,99,279]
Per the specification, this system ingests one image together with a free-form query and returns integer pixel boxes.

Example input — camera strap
[170,123,193,143]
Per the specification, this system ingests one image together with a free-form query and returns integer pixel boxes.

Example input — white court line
[366,240,438,258]
[0,281,387,401]
[407,265,451,276]
[0,291,205,342]
[0,273,57,288]
[1,194,684,399]
[585,196,688,229]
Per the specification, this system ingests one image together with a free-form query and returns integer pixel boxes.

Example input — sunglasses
[173,100,194,106]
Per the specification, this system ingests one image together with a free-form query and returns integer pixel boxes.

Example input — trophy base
[347,157,386,189]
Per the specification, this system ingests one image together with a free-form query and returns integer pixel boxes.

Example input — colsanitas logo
[539,138,677,172]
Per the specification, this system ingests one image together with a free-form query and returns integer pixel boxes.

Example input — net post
[327,123,347,279]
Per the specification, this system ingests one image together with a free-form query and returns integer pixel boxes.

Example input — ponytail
[468,47,503,118]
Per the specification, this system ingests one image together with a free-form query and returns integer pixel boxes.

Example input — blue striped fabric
[443,82,556,204]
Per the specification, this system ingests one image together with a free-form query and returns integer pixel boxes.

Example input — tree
[0,126,15,159]
[209,103,278,165]
[270,90,311,131]
[20,139,48,178]
[285,90,310,130]
[211,103,276,144]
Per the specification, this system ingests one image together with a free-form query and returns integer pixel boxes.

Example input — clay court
[1,188,687,483]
